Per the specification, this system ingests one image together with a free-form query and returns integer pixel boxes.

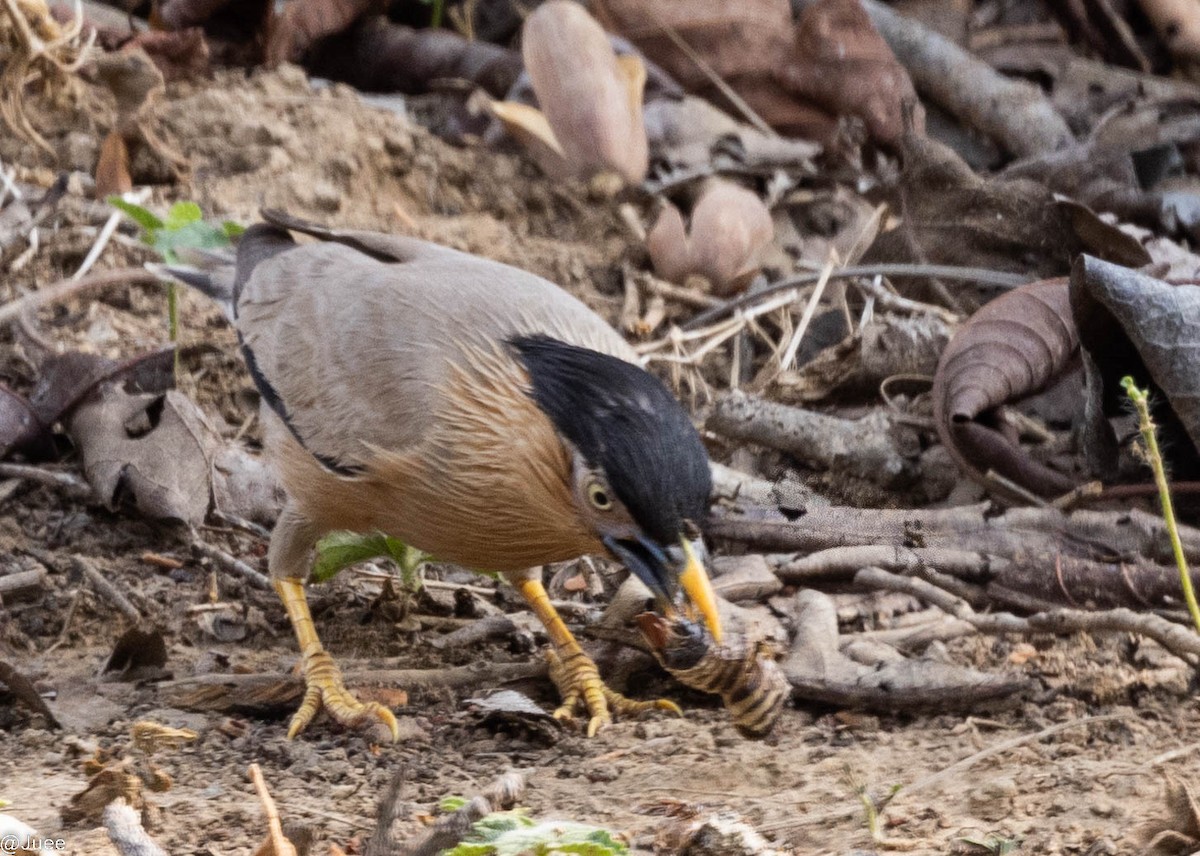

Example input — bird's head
[511,335,722,641]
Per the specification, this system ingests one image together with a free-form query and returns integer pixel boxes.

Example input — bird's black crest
[510,335,711,544]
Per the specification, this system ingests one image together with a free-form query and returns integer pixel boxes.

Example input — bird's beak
[678,537,722,642]
[603,534,723,643]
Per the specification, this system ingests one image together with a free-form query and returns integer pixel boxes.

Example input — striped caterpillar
[636,613,789,738]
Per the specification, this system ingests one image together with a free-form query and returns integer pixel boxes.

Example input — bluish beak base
[603,535,676,610]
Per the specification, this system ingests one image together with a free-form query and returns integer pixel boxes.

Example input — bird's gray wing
[235,223,636,468]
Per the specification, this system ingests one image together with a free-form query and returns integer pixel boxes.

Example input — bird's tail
[152,223,296,322]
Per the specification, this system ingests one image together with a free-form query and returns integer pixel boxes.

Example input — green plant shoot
[312,530,427,588]
[108,198,244,378]
[441,806,628,856]
[1122,376,1200,634]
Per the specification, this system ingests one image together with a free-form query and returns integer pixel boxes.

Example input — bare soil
[2,67,1199,856]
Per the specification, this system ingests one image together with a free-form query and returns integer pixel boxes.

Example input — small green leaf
[442,844,492,856]
[152,219,235,263]
[222,220,247,238]
[108,196,163,233]
[312,531,395,583]
[164,200,204,229]
[440,796,468,812]
[311,531,428,586]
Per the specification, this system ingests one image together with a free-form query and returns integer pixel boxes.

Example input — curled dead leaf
[66,386,218,525]
[1071,256,1200,482]
[932,278,1080,497]
[519,0,648,184]
[647,180,774,295]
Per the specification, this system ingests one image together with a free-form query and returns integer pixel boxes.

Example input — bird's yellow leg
[512,576,681,736]
[274,578,400,742]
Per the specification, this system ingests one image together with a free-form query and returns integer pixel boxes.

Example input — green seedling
[312,530,427,589]
[108,198,244,378]
[958,834,1021,855]
[440,805,628,856]
[1122,376,1200,634]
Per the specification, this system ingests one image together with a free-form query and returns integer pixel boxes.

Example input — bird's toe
[288,650,402,742]
[545,646,676,736]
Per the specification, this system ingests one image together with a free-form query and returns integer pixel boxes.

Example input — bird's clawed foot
[546,648,682,737]
[288,649,400,742]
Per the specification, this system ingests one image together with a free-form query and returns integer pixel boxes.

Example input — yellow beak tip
[679,543,722,643]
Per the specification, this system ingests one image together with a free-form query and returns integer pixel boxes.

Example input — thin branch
[856,566,1200,661]
[0,267,160,326]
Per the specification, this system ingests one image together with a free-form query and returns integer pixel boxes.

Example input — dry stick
[774,545,995,583]
[709,391,917,488]
[191,538,272,591]
[643,5,774,136]
[859,0,1074,156]
[72,554,140,623]
[400,771,526,856]
[0,568,45,598]
[163,661,548,710]
[0,462,92,500]
[103,799,167,856]
[248,763,298,856]
[856,567,1200,661]
[364,769,406,856]
[682,264,1028,331]
[0,267,159,325]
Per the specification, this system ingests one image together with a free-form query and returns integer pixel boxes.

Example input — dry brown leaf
[863,129,1151,287]
[521,0,648,184]
[781,0,923,146]
[95,129,132,199]
[0,660,61,729]
[66,386,218,525]
[647,180,774,295]
[266,0,386,66]
[689,181,774,295]
[486,99,570,179]
[932,278,1080,497]
[593,0,918,146]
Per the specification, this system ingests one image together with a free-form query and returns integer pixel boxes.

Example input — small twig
[249,763,298,856]
[643,274,720,309]
[642,6,774,136]
[429,615,517,650]
[191,538,272,591]
[46,588,83,653]
[103,798,166,856]
[0,267,160,325]
[856,566,1200,661]
[73,554,140,623]
[779,255,834,371]
[400,771,526,856]
[682,263,1027,331]
[208,510,272,540]
[0,462,92,500]
[365,769,406,856]
[75,188,149,280]
[854,275,960,324]
[1123,376,1200,634]
[0,568,45,598]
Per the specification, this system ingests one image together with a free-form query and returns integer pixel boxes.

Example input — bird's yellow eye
[588,482,613,510]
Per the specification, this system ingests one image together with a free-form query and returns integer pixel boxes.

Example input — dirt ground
[3,67,1200,856]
